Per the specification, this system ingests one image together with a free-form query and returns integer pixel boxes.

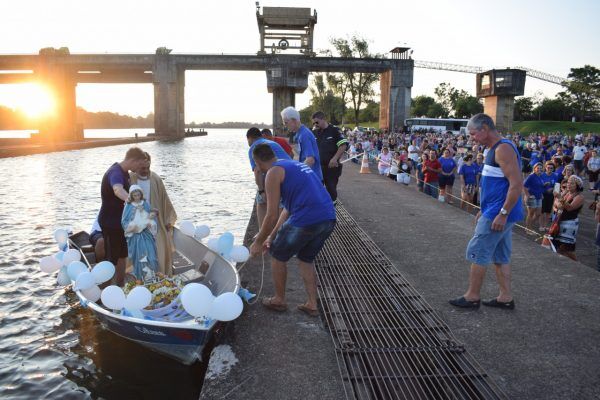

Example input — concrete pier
[201,162,600,399]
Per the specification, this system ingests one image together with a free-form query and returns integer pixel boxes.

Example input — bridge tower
[380,47,414,132]
[153,49,185,138]
[476,69,526,132]
[256,3,316,134]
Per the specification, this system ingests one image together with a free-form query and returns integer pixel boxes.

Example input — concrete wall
[379,60,413,131]
[483,96,515,133]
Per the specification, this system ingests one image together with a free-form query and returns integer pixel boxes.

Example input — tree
[532,97,571,121]
[307,74,345,124]
[433,82,481,118]
[411,95,436,117]
[433,83,456,117]
[360,101,380,122]
[329,35,380,127]
[514,97,534,121]
[454,96,483,118]
[559,65,600,122]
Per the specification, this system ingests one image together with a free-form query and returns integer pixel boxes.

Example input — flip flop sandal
[262,297,287,312]
[297,304,319,317]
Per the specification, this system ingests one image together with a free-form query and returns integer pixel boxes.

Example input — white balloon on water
[194,225,210,239]
[91,261,115,284]
[74,271,96,291]
[207,238,219,252]
[124,286,152,310]
[230,246,250,263]
[181,283,214,318]
[54,228,68,244]
[101,285,126,310]
[40,255,63,273]
[57,266,71,286]
[67,261,88,281]
[81,285,102,302]
[62,249,81,266]
[179,220,196,237]
[209,292,244,322]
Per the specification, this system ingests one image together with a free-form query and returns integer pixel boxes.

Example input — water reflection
[0,129,255,399]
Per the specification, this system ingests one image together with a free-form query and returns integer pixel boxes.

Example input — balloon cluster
[178,221,249,263]
[101,285,152,311]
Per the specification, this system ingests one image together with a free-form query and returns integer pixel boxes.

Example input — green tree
[434,82,457,117]
[433,82,480,118]
[329,35,380,127]
[427,103,447,118]
[411,95,436,117]
[532,97,571,121]
[514,97,534,121]
[454,96,483,118]
[307,74,345,124]
[559,65,600,121]
[360,101,380,122]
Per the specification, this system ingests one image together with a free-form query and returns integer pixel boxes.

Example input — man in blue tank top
[450,114,524,310]
[280,106,323,181]
[249,143,336,317]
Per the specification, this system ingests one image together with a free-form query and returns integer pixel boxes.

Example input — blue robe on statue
[122,200,159,280]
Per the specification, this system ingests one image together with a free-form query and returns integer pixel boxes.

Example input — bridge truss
[414,60,566,86]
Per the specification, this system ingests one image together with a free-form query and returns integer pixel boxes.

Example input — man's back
[99,162,129,229]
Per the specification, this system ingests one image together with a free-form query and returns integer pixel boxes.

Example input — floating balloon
[207,238,219,252]
[54,251,65,263]
[230,246,250,263]
[181,283,214,318]
[62,249,81,266]
[81,285,101,302]
[91,261,115,284]
[74,271,95,291]
[67,261,88,281]
[194,225,210,239]
[124,286,152,310]
[57,266,71,286]
[54,228,68,245]
[179,220,196,237]
[101,285,126,310]
[217,232,234,257]
[209,292,244,322]
[40,255,63,273]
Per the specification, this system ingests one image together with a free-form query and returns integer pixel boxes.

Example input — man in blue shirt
[280,106,323,181]
[450,114,524,310]
[98,147,148,286]
[247,127,291,228]
[249,143,336,317]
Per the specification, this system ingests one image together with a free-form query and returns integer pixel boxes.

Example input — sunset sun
[13,83,56,119]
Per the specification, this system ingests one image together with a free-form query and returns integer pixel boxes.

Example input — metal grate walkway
[315,203,507,400]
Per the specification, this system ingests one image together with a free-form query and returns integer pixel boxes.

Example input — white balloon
[40,255,63,273]
[124,286,152,310]
[194,225,210,239]
[54,251,65,262]
[91,261,115,284]
[207,238,219,252]
[81,285,101,302]
[62,249,81,266]
[209,292,244,322]
[181,283,214,318]
[101,285,126,310]
[67,261,88,281]
[57,266,71,286]
[74,271,95,291]
[54,228,68,244]
[179,220,196,237]
[230,246,250,263]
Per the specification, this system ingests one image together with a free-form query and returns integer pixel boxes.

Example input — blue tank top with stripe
[481,139,524,223]
[273,159,336,227]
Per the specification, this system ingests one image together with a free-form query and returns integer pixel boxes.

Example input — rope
[235,252,265,306]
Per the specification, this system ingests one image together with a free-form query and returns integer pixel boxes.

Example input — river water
[0,129,256,399]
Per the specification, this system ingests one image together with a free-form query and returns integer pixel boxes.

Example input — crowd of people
[344,120,600,266]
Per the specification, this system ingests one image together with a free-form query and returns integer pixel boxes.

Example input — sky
[0,0,599,124]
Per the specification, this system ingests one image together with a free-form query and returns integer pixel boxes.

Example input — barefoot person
[249,143,336,317]
[449,114,524,310]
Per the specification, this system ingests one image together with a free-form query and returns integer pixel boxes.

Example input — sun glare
[11,83,56,119]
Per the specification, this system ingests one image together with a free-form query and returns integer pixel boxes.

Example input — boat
[68,228,240,365]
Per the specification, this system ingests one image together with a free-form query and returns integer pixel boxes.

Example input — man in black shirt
[312,111,348,202]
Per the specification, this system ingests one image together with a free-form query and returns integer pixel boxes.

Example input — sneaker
[449,296,480,309]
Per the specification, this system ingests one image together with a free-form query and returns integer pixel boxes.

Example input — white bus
[405,118,469,135]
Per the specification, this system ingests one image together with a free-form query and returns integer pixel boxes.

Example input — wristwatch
[499,208,508,216]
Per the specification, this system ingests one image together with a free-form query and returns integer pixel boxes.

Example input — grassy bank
[512,120,600,135]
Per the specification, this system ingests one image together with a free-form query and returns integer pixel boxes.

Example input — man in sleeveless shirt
[449,114,524,310]
[249,143,336,317]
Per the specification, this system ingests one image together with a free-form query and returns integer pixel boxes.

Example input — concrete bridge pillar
[266,66,308,136]
[154,55,185,138]
[36,57,79,142]
[379,60,413,132]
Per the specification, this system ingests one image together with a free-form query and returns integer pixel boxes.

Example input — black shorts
[101,226,127,265]
[89,230,103,247]
[439,174,455,188]
[542,192,554,213]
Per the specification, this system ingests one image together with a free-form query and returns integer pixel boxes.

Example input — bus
[405,118,469,135]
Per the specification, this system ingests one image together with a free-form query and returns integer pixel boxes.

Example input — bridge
[0,52,413,140]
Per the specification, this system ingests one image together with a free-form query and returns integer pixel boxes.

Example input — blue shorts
[270,219,336,263]
[466,216,515,265]
[526,196,542,208]
[256,191,284,209]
